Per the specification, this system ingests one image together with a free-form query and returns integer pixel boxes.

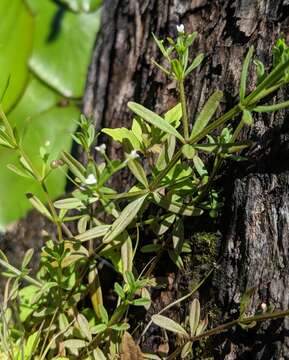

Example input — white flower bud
[176,24,185,33]
[85,173,97,185]
[95,143,106,154]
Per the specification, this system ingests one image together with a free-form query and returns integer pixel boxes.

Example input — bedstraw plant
[1,26,289,359]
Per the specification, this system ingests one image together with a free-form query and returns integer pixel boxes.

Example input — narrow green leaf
[0,130,15,148]
[254,59,266,84]
[190,91,223,139]
[164,103,182,125]
[26,193,52,220]
[254,99,289,112]
[128,102,185,142]
[193,142,250,154]
[124,271,135,289]
[24,330,41,360]
[126,156,149,188]
[152,33,170,60]
[0,249,8,262]
[140,244,162,253]
[110,323,130,331]
[246,57,289,104]
[240,287,255,317]
[190,298,200,336]
[61,254,85,268]
[168,250,184,269]
[114,282,126,299]
[74,225,111,242]
[151,314,189,337]
[151,59,170,75]
[185,53,204,76]
[22,248,34,269]
[195,317,208,336]
[121,233,133,274]
[93,348,106,360]
[99,304,109,324]
[54,196,98,210]
[61,150,86,183]
[77,214,90,234]
[181,342,193,359]
[58,313,69,332]
[19,156,34,174]
[7,164,32,179]
[102,127,141,150]
[91,324,107,335]
[171,59,183,79]
[156,135,176,171]
[132,298,151,306]
[242,109,253,125]
[172,218,184,253]
[54,197,83,209]
[63,339,88,349]
[193,156,208,177]
[77,313,92,341]
[103,195,147,244]
[153,192,203,216]
[151,213,175,235]
[240,46,254,101]
[182,144,195,159]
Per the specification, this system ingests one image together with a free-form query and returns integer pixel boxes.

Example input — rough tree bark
[83,0,289,358]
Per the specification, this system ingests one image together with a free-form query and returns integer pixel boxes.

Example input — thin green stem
[41,181,63,242]
[150,148,183,190]
[190,104,241,145]
[105,189,149,200]
[195,116,246,204]
[138,265,215,343]
[0,106,16,143]
[179,80,190,141]
[0,259,42,288]
[190,308,289,343]
[17,146,63,241]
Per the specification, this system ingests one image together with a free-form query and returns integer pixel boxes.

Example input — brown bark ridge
[84,0,289,358]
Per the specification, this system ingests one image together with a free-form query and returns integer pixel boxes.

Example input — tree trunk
[83,0,289,357]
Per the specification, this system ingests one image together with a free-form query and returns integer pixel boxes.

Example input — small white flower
[85,173,97,185]
[176,24,185,33]
[95,143,106,154]
[45,140,51,147]
[124,150,140,164]
[128,150,139,159]
[260,303,267,312]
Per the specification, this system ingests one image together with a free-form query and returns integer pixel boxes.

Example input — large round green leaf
[60,0,101,13]
[28,0,100,98]
[8,75,60,123]
[0,76,78,227]
[0,0,34,112]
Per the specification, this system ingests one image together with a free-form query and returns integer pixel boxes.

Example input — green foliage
[1,25,289,359]
[0,0,101,226]
[28,0,100,97]
[0,0,33,112]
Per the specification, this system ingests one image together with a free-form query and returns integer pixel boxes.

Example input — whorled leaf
[190,91,223,140]
[128,102,185,142]
[151,314,189,337]
[103,195,148,244]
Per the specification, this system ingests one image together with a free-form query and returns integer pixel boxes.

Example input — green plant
[1,26,289,359]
